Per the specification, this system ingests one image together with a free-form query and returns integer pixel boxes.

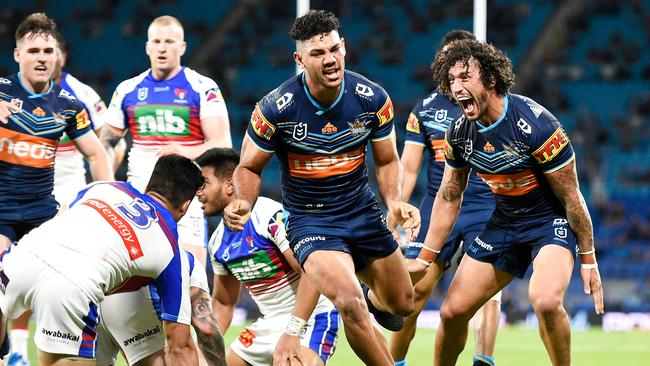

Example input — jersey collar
[17,72,54,98]
[301,72,345,116]
[475,94,508,133]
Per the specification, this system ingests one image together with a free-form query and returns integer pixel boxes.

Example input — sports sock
[395,360,408,366]
[473,354,496,366]
[9,329,28,358]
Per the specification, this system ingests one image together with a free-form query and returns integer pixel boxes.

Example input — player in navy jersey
[0,13,113,366]
[388,30,500,366]
[223,10,419,365]
[408,39,604,366]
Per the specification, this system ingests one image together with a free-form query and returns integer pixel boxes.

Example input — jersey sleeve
[65,100,93,140]
[404,103,426,146]
[185,250,209,293]
[199,79,229,120]
[208,224,230,276]
[530,116,575,173]
[370,88,395,142]
[73,78,107,131]
[443,129,469,169]
[105,85,128,130]
[153,248,192,325]
[245,100,277,153]
[267,209,290,253]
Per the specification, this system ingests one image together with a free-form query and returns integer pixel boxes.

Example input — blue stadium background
[2,0,649,323]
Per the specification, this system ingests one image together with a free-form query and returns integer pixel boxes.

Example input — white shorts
[231,308,339,366]
[177,197,208,248]
[96,287,164,366]
[0,245,99,358]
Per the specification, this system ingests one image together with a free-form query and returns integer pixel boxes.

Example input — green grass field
[25,323,650,365]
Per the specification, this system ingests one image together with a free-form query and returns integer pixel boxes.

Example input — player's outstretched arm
[191,287,226,366]
[211,274,241,334]
[224,136,273,231]
[73,131,115,181]
[408,164,469,282]
[163,320,199,366]
[99,124,126,170]
[387,143,425,242]
[546,160,604,314]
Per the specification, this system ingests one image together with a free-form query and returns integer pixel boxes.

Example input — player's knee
[529,294,564,316]
[388,293,415,317]
[439,299,473,324]
[334,295,368,324]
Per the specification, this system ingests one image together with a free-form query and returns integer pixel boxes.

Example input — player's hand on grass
[406,258,428,285]
[223,199,252,231]
[387,201,421,242]
[0,99,22,124]
[580,266,604,315]
[273,333,303,366]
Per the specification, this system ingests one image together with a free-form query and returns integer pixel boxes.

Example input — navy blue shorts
[0,198,58,242]
[403,193,493,268]
[285,200,398,272]
[466,214,578,278]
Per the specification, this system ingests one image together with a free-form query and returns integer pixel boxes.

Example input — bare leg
[38,351,96,366]
[225,348,250,366]
[357,249,414,317]
[529,245,573,366]
[472,295,501,365]
[303,250,393,365]
[434,256,513,366]
[389,260,445,361]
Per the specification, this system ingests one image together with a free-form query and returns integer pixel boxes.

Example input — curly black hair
[432,39,515,97]
[289,10,340,42]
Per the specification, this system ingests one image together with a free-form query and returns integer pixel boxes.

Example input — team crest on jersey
[355,83,374,98]
[483,142,495,153]
[251,105,275,140]
[377,98,394,126]
[275,92,293,111]
[58,89,76,101]
[406,113,420,134]
[137,87,148,101]
[10,98,22,111]
[347,120,366,136]
[434,109,448,123]
[292,122,308,141]
[32,107,46,117]
[76,109,91,129]
[205,88,224,103]
[322,122,337,134]
[0,77,11,85]
[174,88,187,100]
[53,112,66,126]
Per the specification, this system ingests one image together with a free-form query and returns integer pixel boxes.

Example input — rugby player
[222,10,419,365]
[102,15,232,268]
[197,148,338,366]
[409,39,604,366]
[0,154,203,366]
[388,30,501,366]
[0,13,113,365]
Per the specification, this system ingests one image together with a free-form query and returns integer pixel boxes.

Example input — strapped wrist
[285,315,307,336]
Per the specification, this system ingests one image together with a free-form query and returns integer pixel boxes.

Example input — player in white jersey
[52,37,111,206]
[196,148,339,366]
[102,15,232,267]
[97,250,225,366]
[0,154,204,366]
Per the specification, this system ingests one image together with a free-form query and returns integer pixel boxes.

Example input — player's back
[19,181,183,304]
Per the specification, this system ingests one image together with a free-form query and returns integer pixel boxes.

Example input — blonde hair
[148,15,184,40]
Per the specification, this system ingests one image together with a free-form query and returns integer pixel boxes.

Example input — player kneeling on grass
[196,148,340,366]
[0,154,203,366]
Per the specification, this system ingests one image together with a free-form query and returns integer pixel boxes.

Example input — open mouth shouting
[456,95,476,116]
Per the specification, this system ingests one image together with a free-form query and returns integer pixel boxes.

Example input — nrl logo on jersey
[276,93,293,111]
[355,83,374,98]
[434,109,449,123]
[462,139,473,159]
[347,120,367,136]
[137,87,148,101]
[58,89,76,101]
[293,122,308,141]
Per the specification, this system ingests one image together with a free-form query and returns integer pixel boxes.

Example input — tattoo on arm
[100,128,122,150]
[441,168,469,202]
[192,297,226,366]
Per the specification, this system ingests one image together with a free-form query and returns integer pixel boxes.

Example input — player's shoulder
[53,83,85,111]
[0,74,18,93]
[508,93,561,130]
[62,73,100,100]
[345,70,389,103]
[257,75,301,117]
[114,69,151,95]
[181,67,219,92]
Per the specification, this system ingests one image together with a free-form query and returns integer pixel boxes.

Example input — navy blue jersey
[404,91,491,205]
[246,71,394,215]
[444,94,574,220]
[0,73,92,206]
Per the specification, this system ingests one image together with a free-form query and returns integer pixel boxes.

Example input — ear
[225,178,234,196]
[179,41,187,57]
[293,51,304,69]
[340,38,347,56]
[179,199,192,218]
[14,48,20,63]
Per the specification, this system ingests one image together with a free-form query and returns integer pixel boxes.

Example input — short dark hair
[432,39,515,97]
[289,10,340,42]
[195,148,240,180]
[440,29,475,49]
[146,154,204,209]
[15,13,60,44]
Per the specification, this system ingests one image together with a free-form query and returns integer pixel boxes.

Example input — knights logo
[322,122,337,134]
[137,87,148,101]
[292,122,308,141]
[434,109,448,123]
[483,142,495,153]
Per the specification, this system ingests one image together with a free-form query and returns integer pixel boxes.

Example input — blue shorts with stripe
[404,193,494,268]
[285,198,398,272]
[467,213,578,278]
[0,198,58,241]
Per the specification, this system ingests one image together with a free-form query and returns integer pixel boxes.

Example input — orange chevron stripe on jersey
[377,97,394,126]
[288,147,365,178]
[477,169,539,196]
[0,127,57,168]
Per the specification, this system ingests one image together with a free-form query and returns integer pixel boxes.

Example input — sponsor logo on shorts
[293,235,326,253]
[474,237,493,251]
[123,325,161,347]
[42,328,80,342]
